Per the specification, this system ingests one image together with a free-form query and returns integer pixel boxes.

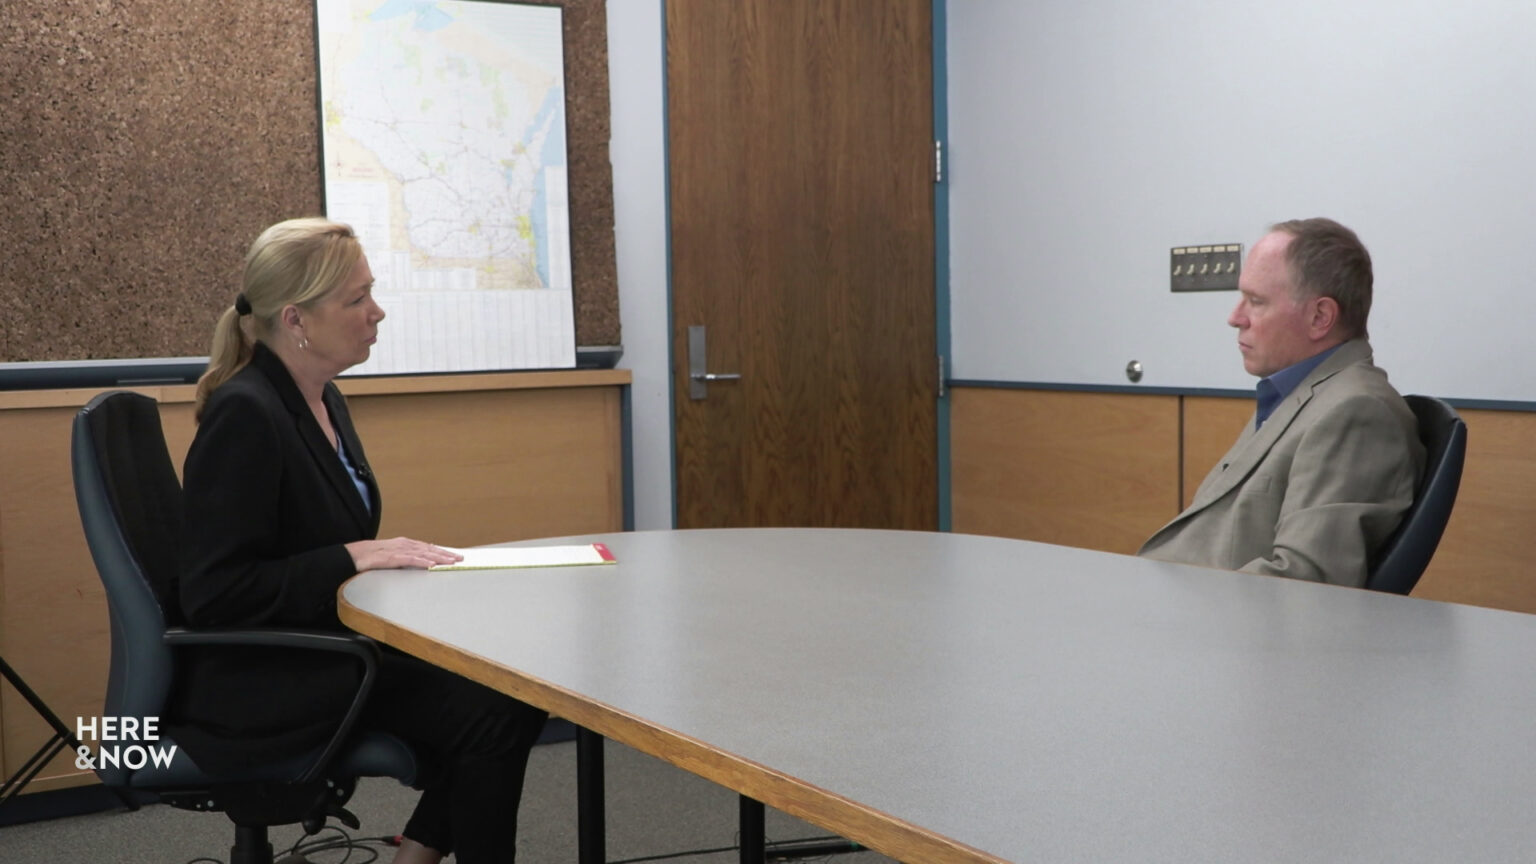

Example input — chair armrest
[163,628,381,784]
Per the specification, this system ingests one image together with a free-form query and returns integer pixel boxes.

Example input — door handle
[687,325,741,400]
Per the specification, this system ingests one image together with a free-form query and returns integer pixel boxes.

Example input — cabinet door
[951,389,1180,555]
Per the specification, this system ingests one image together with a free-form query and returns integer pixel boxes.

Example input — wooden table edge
[337,589,1006,864]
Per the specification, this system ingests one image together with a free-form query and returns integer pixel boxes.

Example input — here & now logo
[74,716,178,771]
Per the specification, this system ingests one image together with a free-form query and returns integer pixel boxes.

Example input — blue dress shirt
[336,436,373,514]
[1255,344,1344,429]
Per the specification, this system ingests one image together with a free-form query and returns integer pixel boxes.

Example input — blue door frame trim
[933,0,953,533]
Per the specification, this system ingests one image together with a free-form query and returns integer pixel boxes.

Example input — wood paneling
[0,372,625,793]
[1414,409,1536,614]
[1181,396,1253,508]
[351,387,623,548]
[954,387,1536,616]
[950,389,1180,554]
[1,405,113,792]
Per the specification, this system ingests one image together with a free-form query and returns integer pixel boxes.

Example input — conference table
[337,528,1536,863]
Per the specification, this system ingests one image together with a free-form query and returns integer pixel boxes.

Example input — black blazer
[172,342,383,773]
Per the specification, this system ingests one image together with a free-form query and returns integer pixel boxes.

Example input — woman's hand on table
[347,537,464,571]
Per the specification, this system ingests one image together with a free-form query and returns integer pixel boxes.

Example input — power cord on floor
[278,823,398,863]
[177,825,400,864]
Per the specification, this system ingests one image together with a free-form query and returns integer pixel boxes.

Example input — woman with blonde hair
[176,217,546,863]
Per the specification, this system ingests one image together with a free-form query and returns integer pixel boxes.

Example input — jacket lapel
[1185,387,1311,510]
[250,344,376,537]
[1178,339,1374,518]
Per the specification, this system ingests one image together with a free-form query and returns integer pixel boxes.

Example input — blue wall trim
[947,379,1536,413]
[661,0,679,530]
[933,0,952,533]
[949,380,1253,399]
[1438,397,1536,413]
[621,383,635,532]
[0,357,206,391]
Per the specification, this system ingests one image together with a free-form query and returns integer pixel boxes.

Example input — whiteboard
[316,0,574,373]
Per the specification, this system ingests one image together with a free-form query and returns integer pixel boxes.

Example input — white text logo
[75,716,178,771]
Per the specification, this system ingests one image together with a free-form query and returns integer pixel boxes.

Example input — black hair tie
[234,293,252,316]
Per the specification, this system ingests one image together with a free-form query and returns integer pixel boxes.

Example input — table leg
[577,727,606,864]
[739,795,765,864]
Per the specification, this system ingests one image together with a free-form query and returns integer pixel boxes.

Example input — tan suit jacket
[1139,339,1424,587]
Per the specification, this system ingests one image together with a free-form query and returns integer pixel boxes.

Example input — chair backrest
[71,391,185,782]
[1366,395,1467,595]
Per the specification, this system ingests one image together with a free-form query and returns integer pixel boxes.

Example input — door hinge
[934,140,944,184]
[937,354,946,398]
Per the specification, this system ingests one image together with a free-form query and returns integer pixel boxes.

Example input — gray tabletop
[339,528,1536,863]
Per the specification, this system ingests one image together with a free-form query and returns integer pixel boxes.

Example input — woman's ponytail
[193,305,252,422]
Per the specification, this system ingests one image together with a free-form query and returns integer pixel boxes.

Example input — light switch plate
[1171,244,1242,292]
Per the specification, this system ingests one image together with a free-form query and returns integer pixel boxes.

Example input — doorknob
[687,325,741,400]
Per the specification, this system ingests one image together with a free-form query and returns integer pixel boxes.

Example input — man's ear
[1309,296,1339,340]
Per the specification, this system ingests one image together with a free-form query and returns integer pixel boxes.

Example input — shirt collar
[1255,343,1344,429]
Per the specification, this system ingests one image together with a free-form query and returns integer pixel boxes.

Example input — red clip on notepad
[429,543,617,571]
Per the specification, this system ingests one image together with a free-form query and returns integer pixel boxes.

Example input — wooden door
[666,0,937,529]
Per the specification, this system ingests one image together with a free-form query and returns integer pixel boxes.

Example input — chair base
[233,825,328,864]
[154,781,361,864]
[231,825,276,864]
[157,776,357,827]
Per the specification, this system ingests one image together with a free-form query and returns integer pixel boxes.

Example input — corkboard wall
[0,0,618,364]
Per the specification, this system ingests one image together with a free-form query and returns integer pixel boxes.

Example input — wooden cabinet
[951,389,1181,555]
[1412,408,1536,614]
[951,386,1536,615]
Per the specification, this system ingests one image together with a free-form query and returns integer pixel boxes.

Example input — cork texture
[0,0,618,363]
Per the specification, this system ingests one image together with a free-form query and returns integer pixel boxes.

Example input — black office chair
[72,390,418,864]
[1366,395,1468,596]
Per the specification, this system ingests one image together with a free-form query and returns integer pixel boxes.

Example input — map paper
[317,0,575,373]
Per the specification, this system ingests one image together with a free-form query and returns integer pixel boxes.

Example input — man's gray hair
[1271,217,1372,340]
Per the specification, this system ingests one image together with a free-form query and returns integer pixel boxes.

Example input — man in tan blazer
[1139,218,1425,587]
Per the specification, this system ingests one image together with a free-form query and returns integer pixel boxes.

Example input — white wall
[607,0,673,530]
[948,1,1536,400]
[605,1,1536,528]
